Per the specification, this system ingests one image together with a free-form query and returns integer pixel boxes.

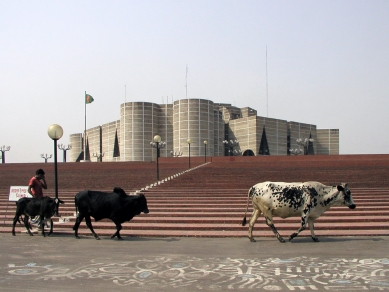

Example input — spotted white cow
[242,181,356,243]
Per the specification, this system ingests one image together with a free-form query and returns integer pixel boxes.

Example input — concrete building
[69,98,339,162]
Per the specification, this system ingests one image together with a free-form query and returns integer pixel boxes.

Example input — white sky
[1,0,388,163]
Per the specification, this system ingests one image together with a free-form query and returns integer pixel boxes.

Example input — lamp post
[187,139,191,169]
[0,145,11,164]
[170,150,183,157]
[289,148,303,155]
[295,138,314,155]
[93,152,104,162]
[41,153,52,163]
[150,134,166,180]
[204,140,207,162]
[58,144,72,162]
[47,124,63,216]
[232,149,242,156]
[223,140,240,156]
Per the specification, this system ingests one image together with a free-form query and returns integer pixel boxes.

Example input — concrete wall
[69,133,83,162]
[102,120,120,162]
[257,117,289,156]
[157,104,173,158]
[86,126,102,161]
[288,122,317,155]
[69,98,339,162]
[173,99,214,157]
[213,109,225,157]
[120,102,160,162]
[316,129,339,155]
[228,116,256,155]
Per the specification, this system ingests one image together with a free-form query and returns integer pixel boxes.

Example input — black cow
[12,196,64,237]
[72,187,149,240]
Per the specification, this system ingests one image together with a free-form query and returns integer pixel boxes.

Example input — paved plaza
[1,234,388,291]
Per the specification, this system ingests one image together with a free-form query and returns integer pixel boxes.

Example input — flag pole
[84,91,86,160]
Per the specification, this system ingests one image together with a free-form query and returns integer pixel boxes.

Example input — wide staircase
[1,155,389,239]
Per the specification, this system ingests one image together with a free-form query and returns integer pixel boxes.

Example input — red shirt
[29,177,44,198]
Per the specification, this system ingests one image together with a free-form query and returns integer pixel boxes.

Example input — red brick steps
[1,155,389,238]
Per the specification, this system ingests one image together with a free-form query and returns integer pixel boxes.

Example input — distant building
[69,98,339,162]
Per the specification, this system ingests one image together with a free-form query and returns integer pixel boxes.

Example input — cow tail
[241,187,253,226]
[74,196,78,217]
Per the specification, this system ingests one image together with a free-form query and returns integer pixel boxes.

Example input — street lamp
[0,145,11,164]
[170,150,183,157]
[204,140,207,162]
[41,153,52,163]
[93,152,104,162]
[58,144,72,162]
[223,140,240,156]
[232,149,242,156]
[187,139,191,169]
[150,134,165,180]
[47,124,63,216]
[295,138,314,155]
[289,148,303,155]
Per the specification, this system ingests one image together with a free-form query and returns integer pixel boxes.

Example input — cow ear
[113,187,125,193]
[337,185,344,192]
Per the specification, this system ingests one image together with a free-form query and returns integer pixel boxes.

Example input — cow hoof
[75,236,80,239]
[312,237,319,242]
[278,237,285,243]
[289,233,297,241]
[249,237,256,242]
[95,237,101,240]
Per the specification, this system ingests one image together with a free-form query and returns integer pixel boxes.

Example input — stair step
[6,220,389,231]
[4,227,389,238]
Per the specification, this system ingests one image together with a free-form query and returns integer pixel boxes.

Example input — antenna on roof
[266,46,268,118]
[185,64,188,99]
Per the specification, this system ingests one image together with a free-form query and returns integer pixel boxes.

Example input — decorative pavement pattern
[6,256,389,290]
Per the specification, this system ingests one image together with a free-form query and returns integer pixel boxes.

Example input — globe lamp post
[153,134,161,180]
[0,145,11,164]
[204,140,207,163]
[41,153,52,163]
[47,124,63,216]
[187,139,191,169]
[58,144,72,162]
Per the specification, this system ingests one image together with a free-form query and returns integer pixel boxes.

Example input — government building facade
[69,98,339,162]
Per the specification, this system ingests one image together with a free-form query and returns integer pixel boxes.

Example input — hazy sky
[1,0,388,163]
